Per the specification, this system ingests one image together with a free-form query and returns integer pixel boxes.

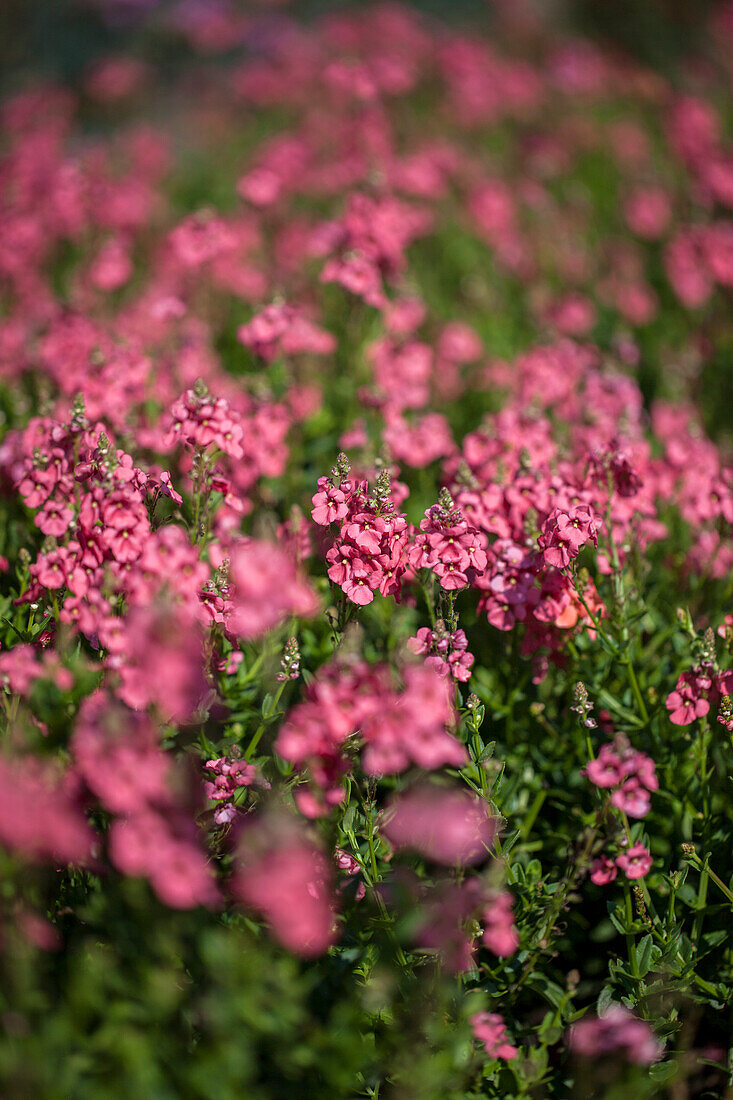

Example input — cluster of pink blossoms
[1,7,733,1075]
[407,621,474,682]
[204,754,267,825]
[237,301,335,363]
[538,503,602,570]
[408,489,487,591]
[165,381,245,460]
[314,191,432,310]
[585,740,658,819]
[276,660,466,815]
[3,409,219,715]
[312,457,409,606]
[412,877,519,973]
[0,756,94,867]
[585,739,658,886]
[0,644,73,698]
[666,662,733,726]
[231,819,336,958]
[471,1012,518,1061]
[73,692,218,908]
[568,1006,661,1065]
[381,785,494,866]
[224,539,319,640]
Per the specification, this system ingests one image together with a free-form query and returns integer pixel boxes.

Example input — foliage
[1,3,733,1098]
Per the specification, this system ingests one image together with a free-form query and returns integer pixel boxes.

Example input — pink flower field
[0,1,732,1096]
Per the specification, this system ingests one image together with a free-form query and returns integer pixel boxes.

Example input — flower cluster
[73,692,218,908]
[666,665,727,726]
[2,1,733,1092]
[584,739,658,818]
[471,1012,518,1061]
[538,504,602,571]
[237,302,335,363]
[568,1006,661,1065]
[408,489,488,591]
[276,660,466,813]
[584,738,658,885]
[204,753,266,825]
[312,457,409,606]
[407,620,474,682]
[231,819,336,958]
[165,381,245,460]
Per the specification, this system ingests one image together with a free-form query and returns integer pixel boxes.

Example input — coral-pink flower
[482,892,519,957]
[232,826,337,957]
[228,539,319,639]
[381,785,494,865]
[471,1012,518,1060]
[616,843,653,880]
[569,1005,660,1064]
[590,856,618,886]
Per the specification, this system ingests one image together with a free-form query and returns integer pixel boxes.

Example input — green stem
[624,656,649,725]
[362,793,409,970]
[520,790,547,840]
[624,883,640,980]
[686,851,733,906]
[244,679,287,760]
[691,856,709,947]
[567,572,618,654]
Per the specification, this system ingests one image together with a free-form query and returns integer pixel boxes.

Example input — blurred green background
[0,0,727,92]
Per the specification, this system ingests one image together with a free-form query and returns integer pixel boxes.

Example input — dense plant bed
[1,3,733,1097]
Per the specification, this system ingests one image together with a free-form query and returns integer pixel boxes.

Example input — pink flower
[166,385,244,460]
[413,878,480,972]
[276,660,465,793]
[311,477,349,525]
[409,491,487,592]
[616,844,653,880]
[343,512,387,555]
[314,463,409,607]
[381,785,495,865]
[32,548,67,590]
[471,1012,518,1060]
[343,560,379,605]
[203,754,267,824]
[36,496,74,538]
[482,892,519,957]
[584,739,657,821]
[666,673,710,725]
[590,856,618,886]
[232,826,337,957]
[114,602,206,723]
[408,621,475,682]
[89,236,133,291]
[624,186,671,240]
[110,811,219,909]
[228,539,319,639]
[73,692,170,815]
[538,504,601,569]
[584,744,623,788]
[611,779,651,818]
[569,1005,660,1064]
[335,847,366,901]
[238,302,334,363]
[0,756,94,866]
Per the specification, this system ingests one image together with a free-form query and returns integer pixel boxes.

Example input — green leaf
[636,934,654,976]
[606,902,629,935]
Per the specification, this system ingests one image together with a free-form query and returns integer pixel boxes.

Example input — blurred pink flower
[233,825,337,956]
[381,785,494,866]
